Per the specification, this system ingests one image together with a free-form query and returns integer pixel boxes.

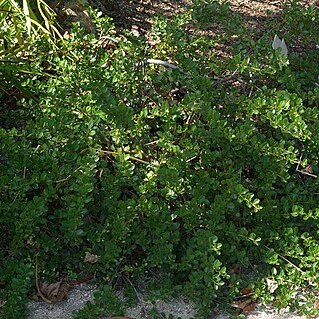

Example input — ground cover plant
[1,0,319,318]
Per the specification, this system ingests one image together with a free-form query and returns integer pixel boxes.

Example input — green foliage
[74,284,125,318]
[0,0,61,95]
[1,259,33,319]
[1,0,319,318]
[0,0,61,49]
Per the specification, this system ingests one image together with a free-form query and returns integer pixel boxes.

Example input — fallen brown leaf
[301,164,314,177]
[84,251,101,264]
[240,287,253,296]
[42,281,61,300]
[232,298,252,309]
[243,303,257,312]
[34,254,72,304]
[39,281,72,303]
[232,292,257,313]
[229,266,241,274]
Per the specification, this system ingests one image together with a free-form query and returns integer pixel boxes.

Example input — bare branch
[136,58,187,74]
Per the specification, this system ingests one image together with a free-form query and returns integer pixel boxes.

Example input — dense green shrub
[0,0,61,96]
[1,1,319,318]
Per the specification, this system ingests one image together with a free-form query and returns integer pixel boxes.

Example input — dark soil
[96,0,318,35]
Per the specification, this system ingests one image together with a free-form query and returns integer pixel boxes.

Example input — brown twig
[124,275,148,317]
[67,275,94,287]
[264,246,306,275]
[186,156,197,163]
[35,254,53,304]
[145,140,160,146]
[213,69,240,85]
[296,169,317,178]
[124,276,144,305]
[136,58,187,74]
[55,175,72,183]
[296,155,317,178]
[98,149,151,165]
[99,35,120,46]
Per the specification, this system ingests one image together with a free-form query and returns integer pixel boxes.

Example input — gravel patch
[244,305,308,319]
[215,305,309,319]
[26,283,197,319]
[125,296,196,319]
[27,284,96,319]
[26,283,317,319]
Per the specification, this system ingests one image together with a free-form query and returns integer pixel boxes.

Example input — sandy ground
[27,284,96,319]
[26,283,315,319]
[27,283,197,319]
